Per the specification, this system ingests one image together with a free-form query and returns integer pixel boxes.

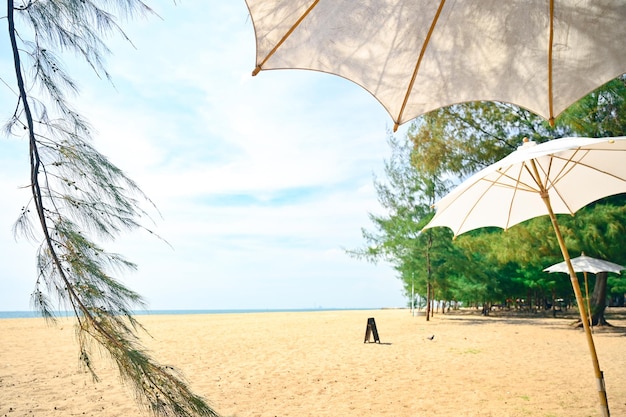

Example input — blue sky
[0,1,410,311]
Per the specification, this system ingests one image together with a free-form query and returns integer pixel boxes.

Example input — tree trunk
[575,271,611,327]
[425,281,431,321]
[425,230,432,321]
[590,271,610,326]
[430,284,435,317]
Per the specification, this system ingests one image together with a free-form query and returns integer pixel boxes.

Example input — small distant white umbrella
[544,254,624,275]
[545,253,624,332]
[424,136,626,417]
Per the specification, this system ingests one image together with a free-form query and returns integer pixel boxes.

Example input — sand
[1,308,625,417]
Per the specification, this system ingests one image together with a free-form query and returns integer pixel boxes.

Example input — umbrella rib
[550,151,626,183]
[454,166,513,236]
[547,0,555,126]
[538,151,579,214]
[505,164,529,230]
[251,0,320,76]
[394,0,446,132]
[491,169,539,193]
[452,165,540,233]
[542,149,626,213]
[523,156,579,217]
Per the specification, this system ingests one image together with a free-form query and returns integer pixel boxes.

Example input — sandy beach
[1,308,625,417]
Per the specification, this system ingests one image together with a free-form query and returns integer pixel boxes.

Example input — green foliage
[556,75,626,137]
[409,101,563,176]
[5,1,219,416]
[354,75,626,308]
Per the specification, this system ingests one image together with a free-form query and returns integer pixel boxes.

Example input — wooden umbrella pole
[541,193,610,417]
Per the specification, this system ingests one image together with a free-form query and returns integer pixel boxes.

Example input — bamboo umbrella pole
[529,159,609,416]
[540,192,609,417]
[580,252,593,330]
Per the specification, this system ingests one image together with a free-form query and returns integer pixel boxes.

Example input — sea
[0,308,379,319]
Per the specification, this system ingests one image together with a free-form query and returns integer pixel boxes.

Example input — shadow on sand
[437,308,626,336]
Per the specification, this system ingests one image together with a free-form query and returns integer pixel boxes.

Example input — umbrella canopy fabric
[246,1,626,130]
[544,254,624,275]
[424,136,626,237]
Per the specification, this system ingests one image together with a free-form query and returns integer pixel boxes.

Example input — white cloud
[0,1,407,311]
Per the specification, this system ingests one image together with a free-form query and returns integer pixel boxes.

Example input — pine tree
[5,1,219,415]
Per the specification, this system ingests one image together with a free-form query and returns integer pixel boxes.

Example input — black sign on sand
[363,317,380,343]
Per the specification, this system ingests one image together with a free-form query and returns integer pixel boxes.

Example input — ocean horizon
[0,307,386,319]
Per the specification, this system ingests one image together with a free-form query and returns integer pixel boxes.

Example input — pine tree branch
[7,1,220,416]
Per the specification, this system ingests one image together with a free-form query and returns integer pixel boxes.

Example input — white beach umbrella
[424,136,626,417]
[425,137,626,237]
[544,254,624,275]
[245,1,626,130]
[545,253,624,333]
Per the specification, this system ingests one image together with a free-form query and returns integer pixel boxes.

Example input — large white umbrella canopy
[423,136,626,417]
[246,0,626,130]
[544,254,624,275]
[425,137,626,237]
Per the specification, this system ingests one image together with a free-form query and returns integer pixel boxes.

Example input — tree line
[350,75,626,324]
